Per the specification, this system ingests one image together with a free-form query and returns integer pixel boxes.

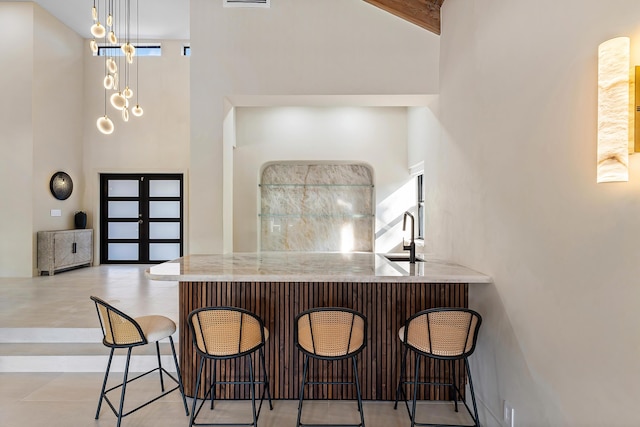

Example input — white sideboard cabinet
[37,229,93,275]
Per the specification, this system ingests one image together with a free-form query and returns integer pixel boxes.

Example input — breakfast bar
[147,252,491,401]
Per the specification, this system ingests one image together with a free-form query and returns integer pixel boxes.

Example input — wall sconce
[597,36,630,183]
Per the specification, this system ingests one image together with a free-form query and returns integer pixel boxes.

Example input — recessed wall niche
[259,163,374,252]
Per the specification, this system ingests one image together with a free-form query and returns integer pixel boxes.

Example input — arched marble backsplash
[259,163,374,252]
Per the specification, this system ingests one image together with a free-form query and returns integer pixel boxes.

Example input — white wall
[407,103,440,252]
[82,40,190,261]
[0,3,84,277]
[0,3,34,277]
[408,106,432,172]
[190,0,440,254]
[32,5,85,272]
[435,0,640,425]
[232,106,412,253]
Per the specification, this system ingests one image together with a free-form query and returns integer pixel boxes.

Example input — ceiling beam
[363,0,444,35]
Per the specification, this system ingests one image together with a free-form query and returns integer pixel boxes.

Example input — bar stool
[90,296,189,427]
[394,308,482,427]
[294,307,367,427]
[187,306,273,427]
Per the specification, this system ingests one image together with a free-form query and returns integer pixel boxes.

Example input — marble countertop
[146,252,492,284]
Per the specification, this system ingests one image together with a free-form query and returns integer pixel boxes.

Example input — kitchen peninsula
[147,252,491,401]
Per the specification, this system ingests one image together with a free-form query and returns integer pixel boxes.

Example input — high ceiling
[8,0,190,40]
[5,0,442,40]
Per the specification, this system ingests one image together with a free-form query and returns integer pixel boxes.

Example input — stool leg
[352,356,365,427]
[410,354,421,427]
[116,347,133,427]
[95,348,115,419]
[248,354,258,427]
[259,347,273,410]
[155,341,165,392]
[465,358,481,427]
[169,336,189,416]
[189,357,205,427]
[451,359,459,413]
[394,345,409,410]
[295,354,310,427]
[210,358,216,410]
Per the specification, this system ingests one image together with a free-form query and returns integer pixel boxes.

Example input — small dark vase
[74,211,87,229]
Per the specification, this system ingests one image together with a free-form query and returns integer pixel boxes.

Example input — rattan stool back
[401,308,481,359]
[190,307,266,358]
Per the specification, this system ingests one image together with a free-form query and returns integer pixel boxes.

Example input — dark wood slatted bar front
[178,280,469,401]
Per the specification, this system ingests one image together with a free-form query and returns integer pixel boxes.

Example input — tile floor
[0,265,475,427]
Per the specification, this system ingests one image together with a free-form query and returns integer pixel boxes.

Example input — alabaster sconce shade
[597,37,630,183]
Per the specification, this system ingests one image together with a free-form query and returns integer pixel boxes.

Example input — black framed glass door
[100,173,184,264]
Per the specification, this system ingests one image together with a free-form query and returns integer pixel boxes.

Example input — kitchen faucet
[402,211,416,264]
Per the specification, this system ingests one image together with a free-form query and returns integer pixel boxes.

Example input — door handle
[72,242,77,254]
[138,220,143,224]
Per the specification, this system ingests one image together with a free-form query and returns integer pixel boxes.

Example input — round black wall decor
[49,172,73,200]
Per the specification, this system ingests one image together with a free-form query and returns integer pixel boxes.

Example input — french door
[100,173,184,264]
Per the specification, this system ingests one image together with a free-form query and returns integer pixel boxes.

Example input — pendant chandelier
[90,0,143,135]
